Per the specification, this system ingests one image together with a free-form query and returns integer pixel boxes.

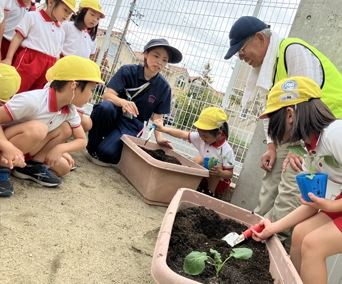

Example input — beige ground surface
[0,149,167,284]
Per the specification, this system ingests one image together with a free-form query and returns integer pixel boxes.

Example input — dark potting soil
[139,146,182,165]
[167,206,274,284]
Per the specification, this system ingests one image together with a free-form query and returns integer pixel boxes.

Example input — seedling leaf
[287,145,307,156]
[230,248,253,260]
[183,251,208,275]
[322,155,339,168]
[210,248,222,263]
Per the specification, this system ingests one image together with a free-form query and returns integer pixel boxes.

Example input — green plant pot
[295,173,328,202]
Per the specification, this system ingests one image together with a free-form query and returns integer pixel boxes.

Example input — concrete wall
[231,0,342,210]
[289,0,342,72]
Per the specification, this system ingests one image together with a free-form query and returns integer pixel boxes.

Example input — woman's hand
[121,99,139,117]
[283,151,303,172]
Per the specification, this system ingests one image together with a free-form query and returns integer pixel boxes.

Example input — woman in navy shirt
[86,38,182,166]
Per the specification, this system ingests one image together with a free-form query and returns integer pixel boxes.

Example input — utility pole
[111,0,137,73]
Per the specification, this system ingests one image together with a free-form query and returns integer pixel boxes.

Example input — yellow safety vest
[275,38,342,118]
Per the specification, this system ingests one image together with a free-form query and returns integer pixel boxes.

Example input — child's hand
[209,165,222,177]
[301,193,335,211]
[45,147,63,167]
[251,219,274,241]
[62,152,75,167]
[153,119,165,131]
[1,58,12,66]
[0,141,26,169]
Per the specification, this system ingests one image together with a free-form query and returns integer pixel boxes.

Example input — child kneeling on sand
[154,106,235,199]
[0,56,104,196]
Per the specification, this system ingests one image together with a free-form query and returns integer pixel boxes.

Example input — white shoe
[85,151,112,167]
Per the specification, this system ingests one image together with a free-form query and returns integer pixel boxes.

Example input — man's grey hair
[259,28,272,38]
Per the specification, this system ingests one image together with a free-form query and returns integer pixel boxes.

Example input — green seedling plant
[207,157,233,169]
[287,145,339,179]
[183,248,252,279]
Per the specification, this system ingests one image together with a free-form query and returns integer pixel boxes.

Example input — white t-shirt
[16,10,65,57]
[3,88,81,131]
[0,0,11,22]
[61,21,97,58]
[4,0,34,41]
[305,120,342,184]
[188,132,235,170]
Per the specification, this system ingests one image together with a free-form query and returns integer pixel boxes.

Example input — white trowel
[222,219,271,247]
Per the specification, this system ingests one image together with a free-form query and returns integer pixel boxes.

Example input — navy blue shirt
[107,64,171,122]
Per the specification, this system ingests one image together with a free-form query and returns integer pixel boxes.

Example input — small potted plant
[287,145,339,201]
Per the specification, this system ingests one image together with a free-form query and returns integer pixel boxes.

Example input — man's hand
[282,151,303,172]
[260,144,276,171]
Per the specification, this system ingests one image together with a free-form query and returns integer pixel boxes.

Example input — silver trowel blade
[221,232,239,247]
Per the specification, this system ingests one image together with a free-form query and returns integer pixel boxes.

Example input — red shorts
[199,177,231,194]
[14,48,56,93]
[1,37,23,62]
[321,192,342,232]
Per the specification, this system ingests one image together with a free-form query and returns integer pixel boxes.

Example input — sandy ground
[0,149,167,284]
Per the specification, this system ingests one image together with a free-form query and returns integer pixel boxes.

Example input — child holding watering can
[154,106,235,198]
[251,76,342,284]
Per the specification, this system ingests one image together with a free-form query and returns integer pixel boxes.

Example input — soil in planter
[139,146,182,165]
[167,206,274,284]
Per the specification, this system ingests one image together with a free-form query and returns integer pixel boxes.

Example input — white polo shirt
[1,0,11,22]
[3,88,81,132]
[15,10,65,57]
[4,0,35,41]
[189,132,235,170]
[305,120,342,185]
[61,21,97,58]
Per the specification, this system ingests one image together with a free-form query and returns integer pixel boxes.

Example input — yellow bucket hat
[260,76,322,119]
[79,0,105,18]
[46,55,104,84]
[194,107,227,130]
[0,63,21,102]
[61,0,77,13]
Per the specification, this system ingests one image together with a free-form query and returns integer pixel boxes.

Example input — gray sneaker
[12,160,62,188]
[85,151,112,167]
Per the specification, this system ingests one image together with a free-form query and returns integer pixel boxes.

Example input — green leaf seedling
[287,145,339,179]
[183,248,253,279]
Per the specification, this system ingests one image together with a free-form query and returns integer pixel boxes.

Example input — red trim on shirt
[17,0,27,8]
[48,88,71,114]
[3,105,14,121]
[15,28,26,38]
[305,134,319,152]
[210,135,226,148]
[39,10,61,27]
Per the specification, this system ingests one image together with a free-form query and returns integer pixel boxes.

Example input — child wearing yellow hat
[0,55,104,196]
[61,0,105,132]
[154,106,235,198]
[2,0,77,93]
[251,76,342,284]
[0,63,21,105]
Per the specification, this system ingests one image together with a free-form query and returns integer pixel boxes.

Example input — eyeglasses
[235,36,254,57]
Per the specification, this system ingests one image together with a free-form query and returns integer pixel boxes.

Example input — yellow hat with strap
[46,55,104,84]
[79,0,105,18]
[61,0,77,13]
[0,63,21,102]
[194,107,227,130]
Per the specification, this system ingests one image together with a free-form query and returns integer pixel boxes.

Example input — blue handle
[151,124,157,130]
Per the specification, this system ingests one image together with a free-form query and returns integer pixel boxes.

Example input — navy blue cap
[224,16,268,60]
[144,38,183,64]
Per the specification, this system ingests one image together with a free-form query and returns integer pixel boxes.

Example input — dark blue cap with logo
[224,16,268,60]
[143,38,183,64]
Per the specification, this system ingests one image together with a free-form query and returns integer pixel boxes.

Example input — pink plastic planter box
[119,135,209,206]
[151,188,303,284]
